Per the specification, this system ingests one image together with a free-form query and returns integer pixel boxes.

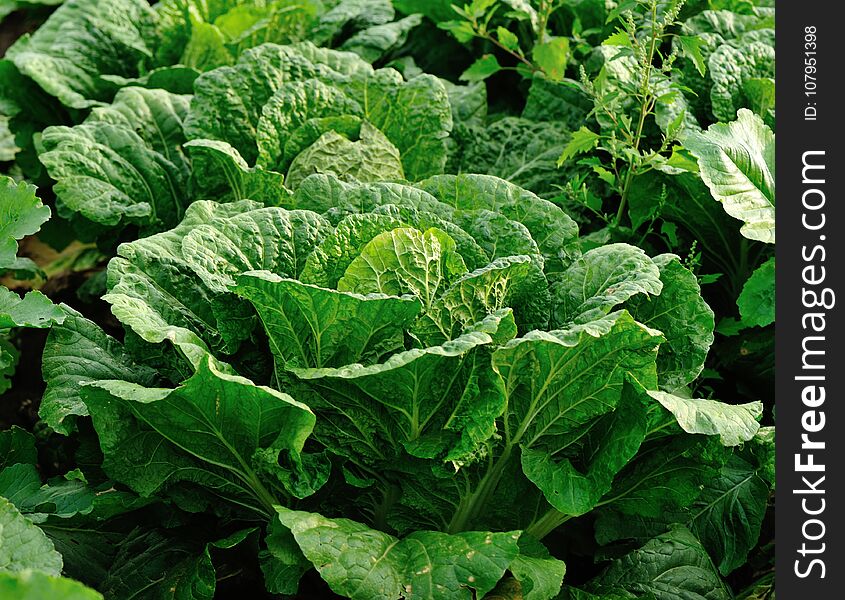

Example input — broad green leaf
[520,378,650,516]
[687,455,769,575]
[340,14,423,63]
[737,257,774,328]
[184,44,327,163]
[290,312,511,465]
[416,174,581,273]
[185,42,452,180]
[234,270,422,369]
[274,506,521,600]
[532,37,569,81]
[39,88,192,232]
[685,109,775,243]
[0,289,64,329]
[460,54,503,82]
[649,391,762,446]
[185,139,289,205]
[548,244,662,327]
[0,465,42,509]
[337,227,467,312]
[0,571,102,600]
[40,305,158,435]
[624,254,715,390]
[4,0,154,109]
[285,122,405,189]
[743,77,775,125]
[0,427,36,470]
[601,436,725,518]
[299,212,408,287]
[255,78,364,172]
[588,526,731,600]
[450,117,570,198]
[0,177,50,271]
[709,41,774,122]
[98,528,214,600]
[105,200,330,356]
[493,311,662,453]
[260,516,311,595]
[360,71,452,180]
[82,355,317,516]
[557,126,600,165]
[0,497,62,575]
[507,536,566,600]
[309,0,395,46]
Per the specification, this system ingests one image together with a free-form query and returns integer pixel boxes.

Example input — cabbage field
[0,1,775,598]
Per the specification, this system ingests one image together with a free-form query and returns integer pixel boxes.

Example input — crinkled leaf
[0,497,62,575]
[82,356,317,516]
[285,122,405,189]
[337,227,467,313]
[649,391,762,446]
[290,313,511,465]
[493,311,662,454]
[234,270,421,369]
[4,0,154,109]
[624,254,715,390]
[40,305,158,435]
[39,88,192,232]
[416,174,580,273]
[685,109,775,243]
[274,506,521,600]
[185,139,289,205]
[588,526,731,600]
[255,78,364,172]
[0,177,50,271]
[450,117,569,198]
[105,200,329,356]
[340,14,423,63]
[549,244,662,327]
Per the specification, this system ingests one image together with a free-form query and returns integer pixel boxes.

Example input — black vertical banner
[776,1,843,596]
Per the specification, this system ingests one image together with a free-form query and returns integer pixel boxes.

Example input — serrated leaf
[677,35,706,76]
[558,127,600,165]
